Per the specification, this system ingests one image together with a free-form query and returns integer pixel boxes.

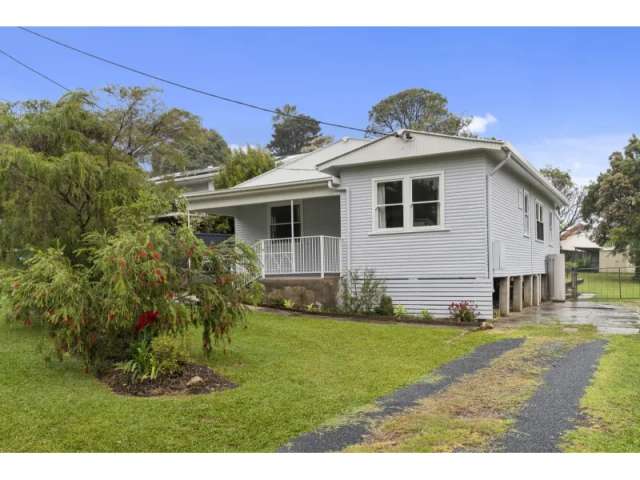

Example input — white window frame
[267,200,303,239]
[371,172,446,234]
[523,190,530,237]
[548,210,554,246]
[372,176,405,233]
[535,200,545,242]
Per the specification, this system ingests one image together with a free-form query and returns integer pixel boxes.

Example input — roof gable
[317,130,503,174]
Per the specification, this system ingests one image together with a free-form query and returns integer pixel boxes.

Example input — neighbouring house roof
[560,223,601,252]
[150,165,221,186]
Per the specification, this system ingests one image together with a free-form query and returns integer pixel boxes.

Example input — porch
[253,235,342,278]
[188,192,344,278]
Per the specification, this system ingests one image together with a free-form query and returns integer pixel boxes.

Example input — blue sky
[1,27,638,183]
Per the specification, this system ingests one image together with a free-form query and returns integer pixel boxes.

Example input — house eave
[184,178,337,211]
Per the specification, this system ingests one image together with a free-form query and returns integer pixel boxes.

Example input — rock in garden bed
[101,363,236,397]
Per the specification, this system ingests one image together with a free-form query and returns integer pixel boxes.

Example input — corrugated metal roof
[150,165,220,183]
[231,138,370,189]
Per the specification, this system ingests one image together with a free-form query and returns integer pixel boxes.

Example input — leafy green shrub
[115,334,188,383]
[339,269,385,315]
[305,303,320,312]
[393,304,408,318]
[151,333,188,376]
[420,309,434,321]
[116,339,158,383]
[283,299,296,309]
[376,295,394,316]
[448,301,480,323]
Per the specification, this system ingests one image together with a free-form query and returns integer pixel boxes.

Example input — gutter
[503,143,568,207]
[184,178,331,200]
[327,176,350,275]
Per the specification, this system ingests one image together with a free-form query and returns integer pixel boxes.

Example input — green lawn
[563,335,640,452]
[578,271,640,300]
[0,310,496,452]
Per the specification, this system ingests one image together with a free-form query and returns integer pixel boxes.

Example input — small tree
[214,147,275,189]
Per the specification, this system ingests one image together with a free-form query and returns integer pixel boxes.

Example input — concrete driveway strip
[278,338,524,453]
[500,339,607,453]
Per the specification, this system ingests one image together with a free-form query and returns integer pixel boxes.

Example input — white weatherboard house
[185,130,568,319]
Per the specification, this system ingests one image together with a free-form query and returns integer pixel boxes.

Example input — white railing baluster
[320,236,325,278]
[252,235,342,277]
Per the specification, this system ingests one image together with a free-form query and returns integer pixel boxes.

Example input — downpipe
[328,176,350,275]
[486,149,512,279]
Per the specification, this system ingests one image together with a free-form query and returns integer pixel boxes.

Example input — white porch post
[320,236,325,278]
[290,200,296,274]
[260,240,265,279]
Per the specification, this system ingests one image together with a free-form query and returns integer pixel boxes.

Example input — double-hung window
[373,173,443,232]
[548,210,554,246]
[269,204,301,239]
[411,176,440,227]
[523,190,530,236]
[535,201,545,241]
[375,179,404,229]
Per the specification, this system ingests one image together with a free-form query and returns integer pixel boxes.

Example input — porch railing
[253,235,341,278]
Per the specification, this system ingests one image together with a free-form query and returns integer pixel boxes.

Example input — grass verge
[562,335,640,452]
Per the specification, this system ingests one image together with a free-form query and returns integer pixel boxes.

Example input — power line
[0,47,71,92]
[18,27,383,136]
[0,46,105,111]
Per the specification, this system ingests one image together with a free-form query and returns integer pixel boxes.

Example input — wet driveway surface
[503,300,640,334]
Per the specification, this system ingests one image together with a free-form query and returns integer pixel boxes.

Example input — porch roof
[184,137,369,211]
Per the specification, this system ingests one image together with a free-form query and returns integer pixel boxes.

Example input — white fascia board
[502,143,569,207]
[185,180,337,212]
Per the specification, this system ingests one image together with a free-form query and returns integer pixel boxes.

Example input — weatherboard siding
[339,153,493,319]
[489,165,560,277]
[234,204,268,245]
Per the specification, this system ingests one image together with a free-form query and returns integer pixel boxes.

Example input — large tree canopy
[0,89,182,261]
[582,135,640,269]
[539,166,585,233]
[266,104,332,156]
[151,127,230,176]
[94,86,229,175]
[367,88,470,135]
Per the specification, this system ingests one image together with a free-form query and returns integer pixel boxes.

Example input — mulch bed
[101,363,236,397]
[257,305,482,328]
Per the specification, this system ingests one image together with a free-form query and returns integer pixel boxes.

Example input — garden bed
[101,363,236,397]
[258,305,482,328]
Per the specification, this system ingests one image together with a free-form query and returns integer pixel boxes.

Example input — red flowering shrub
[448,301,480,323]
[0,220,262,375]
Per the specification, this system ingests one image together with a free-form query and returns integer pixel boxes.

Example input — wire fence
[567,267,640,299]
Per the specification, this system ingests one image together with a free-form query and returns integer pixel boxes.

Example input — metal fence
[567,267,640,299]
